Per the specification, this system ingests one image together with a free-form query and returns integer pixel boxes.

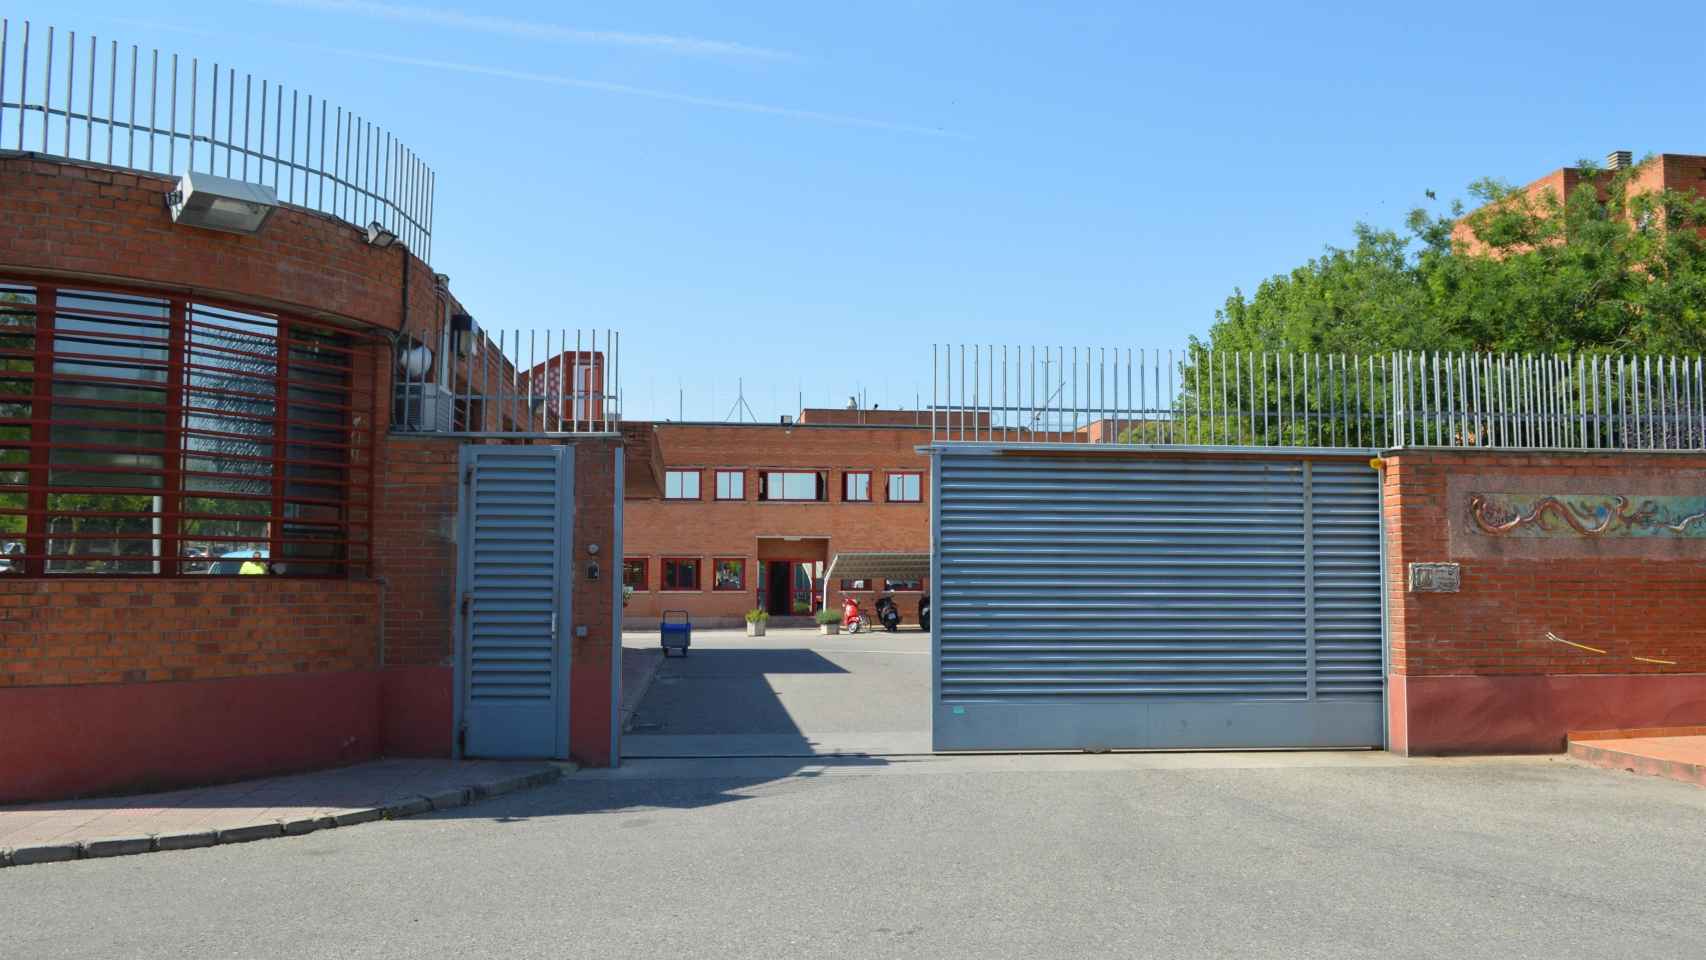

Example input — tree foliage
[1202,160,1706,357]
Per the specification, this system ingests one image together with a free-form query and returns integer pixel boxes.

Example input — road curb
[0,764,566,869]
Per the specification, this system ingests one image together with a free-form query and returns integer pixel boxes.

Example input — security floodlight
[365,221,399,248]
[450,312,477,356]
[166,172,278,235]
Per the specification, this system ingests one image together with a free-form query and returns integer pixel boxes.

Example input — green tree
[1161,159,1706,445]
[1203,159,1706,357]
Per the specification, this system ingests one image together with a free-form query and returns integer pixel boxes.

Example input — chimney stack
[1606,149,1632,171]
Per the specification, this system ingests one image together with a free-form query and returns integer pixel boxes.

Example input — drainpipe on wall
[433,273,452,389]
[399,248,411,341]
[375,576,388,668]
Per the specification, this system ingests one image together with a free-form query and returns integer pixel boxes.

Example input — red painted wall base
[1390,673,1706,755]
[380,666,453,758]
[0,669,456,804]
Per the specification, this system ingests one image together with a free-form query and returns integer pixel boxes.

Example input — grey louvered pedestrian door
[932,451,1383,751]
[456,446,573,760]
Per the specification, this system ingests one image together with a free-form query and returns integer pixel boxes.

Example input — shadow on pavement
[624,647,848,740]
[421,755,895,820]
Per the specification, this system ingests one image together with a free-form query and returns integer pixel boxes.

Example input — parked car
[0,541,21,574]
[209,549,269,576]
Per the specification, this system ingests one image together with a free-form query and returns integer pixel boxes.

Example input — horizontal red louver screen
[0,278,377,578]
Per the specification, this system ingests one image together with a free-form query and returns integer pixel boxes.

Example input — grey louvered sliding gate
[931,450,1384,751]
[455,446,574,759]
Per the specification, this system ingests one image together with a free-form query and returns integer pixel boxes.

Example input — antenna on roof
[724,378,758,423]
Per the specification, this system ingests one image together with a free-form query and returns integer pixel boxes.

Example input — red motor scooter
[841,596,870,633]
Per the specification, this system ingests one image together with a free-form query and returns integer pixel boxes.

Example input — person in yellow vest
[239,556,268,575]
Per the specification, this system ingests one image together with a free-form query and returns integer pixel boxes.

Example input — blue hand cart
[660,609,691,657]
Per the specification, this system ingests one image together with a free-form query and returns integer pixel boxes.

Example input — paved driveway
[621,626,931,758]
[7,752,1705,959]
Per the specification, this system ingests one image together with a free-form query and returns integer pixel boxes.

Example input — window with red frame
[886,472,922,502]
[838,578,870,591]
[712,557,745,591]
[714,470,744,500]
[758,471,826,501]
[622,558,648,591]
[843,471,871,502]
[884,578,924,591]
[0,279,374,578]
[661,557,701,591]
[664,470,701,500]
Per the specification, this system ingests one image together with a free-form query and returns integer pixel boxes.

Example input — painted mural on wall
[1469,493,1706,538]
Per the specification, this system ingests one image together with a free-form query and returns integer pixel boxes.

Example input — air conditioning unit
[394,383,456,433]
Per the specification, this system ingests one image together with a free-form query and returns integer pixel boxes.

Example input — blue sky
[12,1,1706,420]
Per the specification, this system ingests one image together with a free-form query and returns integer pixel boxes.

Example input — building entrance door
[765,561,792,616]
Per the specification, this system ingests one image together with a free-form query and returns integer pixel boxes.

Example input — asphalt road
[621,626,932,757]
[7,751,1705,959]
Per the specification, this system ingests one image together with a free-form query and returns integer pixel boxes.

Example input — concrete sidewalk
[0,758,564,867]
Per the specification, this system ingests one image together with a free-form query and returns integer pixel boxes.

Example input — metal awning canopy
[824,552,931,583]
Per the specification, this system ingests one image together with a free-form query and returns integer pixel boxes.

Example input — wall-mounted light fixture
[365,221,400,248]
[450,312,478,357]
[166,172,278,235]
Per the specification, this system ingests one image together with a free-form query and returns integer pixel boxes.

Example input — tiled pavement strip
[0,759,567,868]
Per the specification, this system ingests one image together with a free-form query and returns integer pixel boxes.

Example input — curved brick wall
[0,154,462,801]
[0,153,439,330]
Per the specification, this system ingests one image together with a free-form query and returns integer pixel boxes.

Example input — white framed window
[715,470,745,500]
[886,472,922,502]
[664,470,701,500]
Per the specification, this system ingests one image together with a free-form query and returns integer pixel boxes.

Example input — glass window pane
[663,558,699,590]
[763,471,823,501]
[845,472,870,501]
[665,470,699,500]
[716,470,743,500]
[887,474,921,502]
[45,492,161,574]
[714,559,744,590]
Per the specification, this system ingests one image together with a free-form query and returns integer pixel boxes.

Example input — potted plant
[622,585,634,608]
[814,607,840,635]
[744,608,769,637]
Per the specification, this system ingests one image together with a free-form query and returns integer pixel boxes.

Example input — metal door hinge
[460,593,472,617]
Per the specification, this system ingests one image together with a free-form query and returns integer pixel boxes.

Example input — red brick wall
[1384,450,1706,753]
[0,578,379,687]
[0,155,439,332]
[570,438,621,766]
[374,436,462,668]
[623,422,932,625]
[371,434,622,765]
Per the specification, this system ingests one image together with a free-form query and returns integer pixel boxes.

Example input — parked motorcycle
[918,593,931,632]
[874,595,902,632]
[842,596,870,633]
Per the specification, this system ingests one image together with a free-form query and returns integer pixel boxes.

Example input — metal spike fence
[0,19,434,259]
[930,346,1706,452]
[392,326,622,436]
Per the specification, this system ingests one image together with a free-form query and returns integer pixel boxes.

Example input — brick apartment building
[1454,148,1706,251]
[623,408,943,628]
